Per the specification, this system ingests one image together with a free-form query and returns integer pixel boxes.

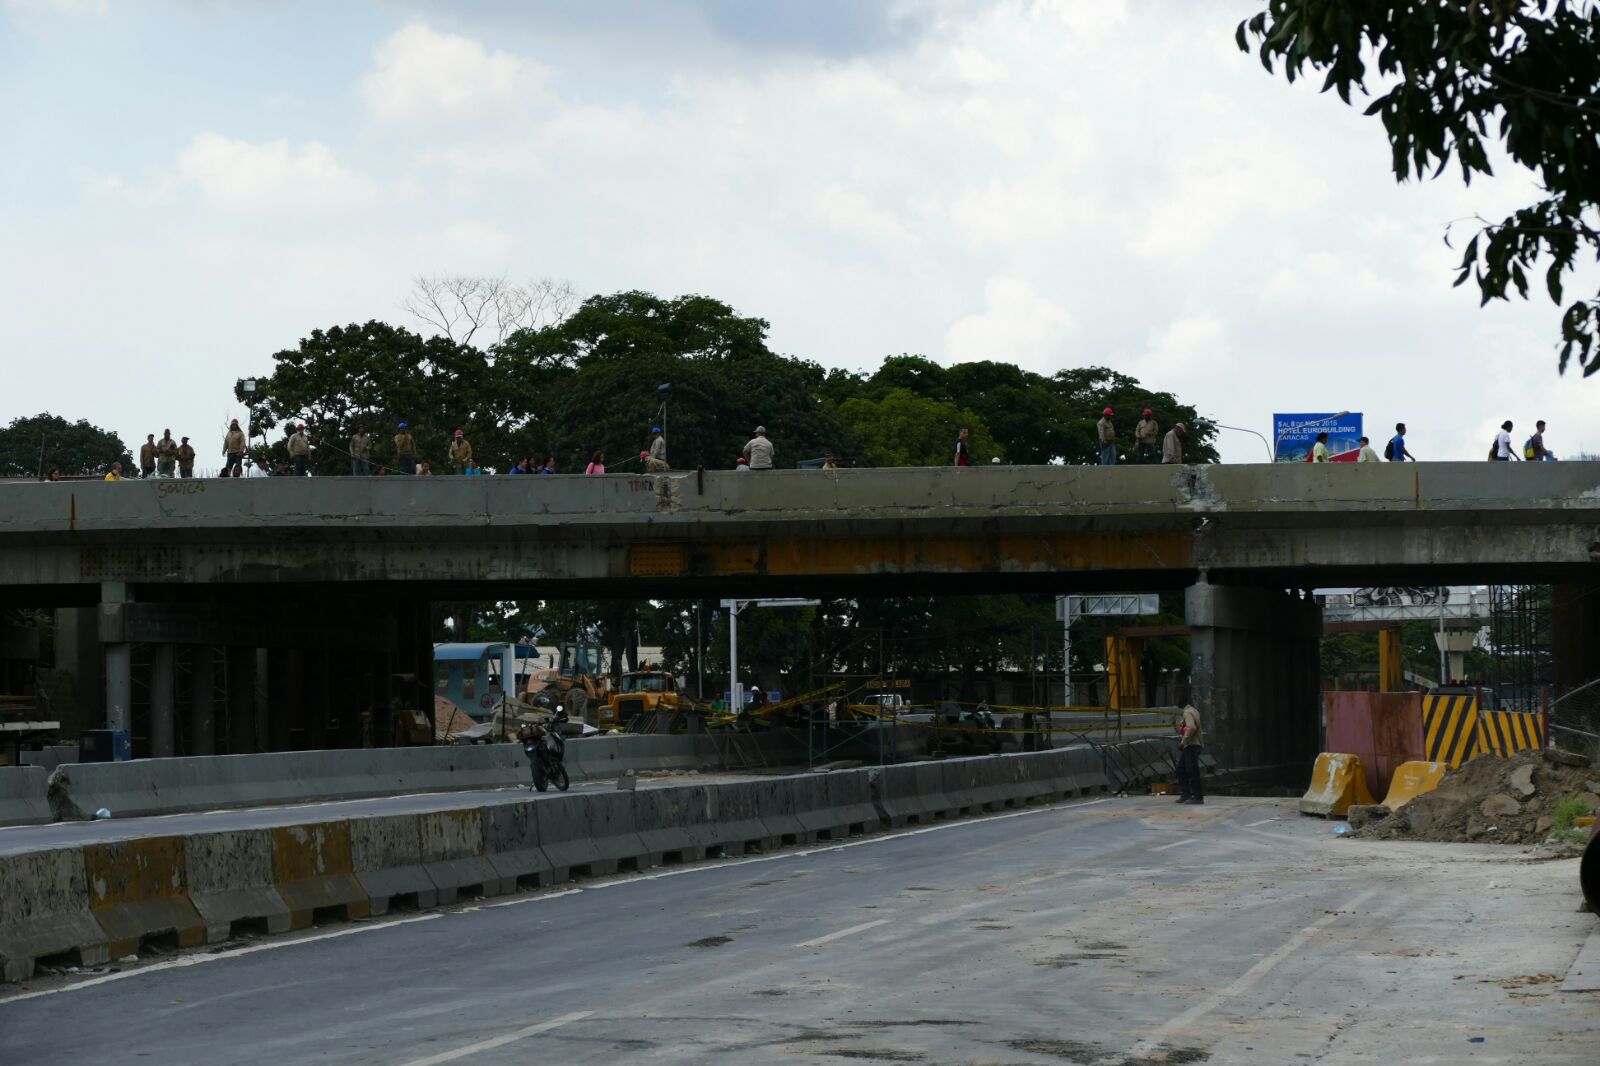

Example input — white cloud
[174,133,375,210]
[360,23,546,123]
[944,276,1075,370]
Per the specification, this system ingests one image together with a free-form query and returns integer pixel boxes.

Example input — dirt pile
[1356,749,1600,845]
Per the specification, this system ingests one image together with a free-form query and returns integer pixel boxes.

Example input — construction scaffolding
[1488,584,1553,712]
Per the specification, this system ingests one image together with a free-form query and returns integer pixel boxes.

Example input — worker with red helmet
[1135,407,1161,464]
[1096,407,1118,466]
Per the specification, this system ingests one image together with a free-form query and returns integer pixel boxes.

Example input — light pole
[1273,410,1349,461]
[1213,423,1274,463]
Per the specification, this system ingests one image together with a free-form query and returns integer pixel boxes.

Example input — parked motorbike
[518,707,570,793]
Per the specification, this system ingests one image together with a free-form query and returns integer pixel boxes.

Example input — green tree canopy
[0,413,131,478]
[835,387,1000,466]
[1238,1,1600,373]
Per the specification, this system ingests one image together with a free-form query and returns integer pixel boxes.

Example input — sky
[2,0,1594,464]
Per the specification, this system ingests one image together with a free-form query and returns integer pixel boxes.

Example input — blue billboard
[1273,412,1363,462]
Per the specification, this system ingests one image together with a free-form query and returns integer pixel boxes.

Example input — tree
[0,413,131,478]
[834,387,1001,466]
[1238,2,1600,373]
[404,275,577,347]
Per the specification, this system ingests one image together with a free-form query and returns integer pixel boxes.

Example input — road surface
[3,796,1596,1064]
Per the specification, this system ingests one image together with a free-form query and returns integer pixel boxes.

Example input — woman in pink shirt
[585,450,606,475]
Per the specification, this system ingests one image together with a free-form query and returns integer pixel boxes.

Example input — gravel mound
[1355,749,1600,845]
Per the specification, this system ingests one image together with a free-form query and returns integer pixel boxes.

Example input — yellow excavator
[523,642,611,724]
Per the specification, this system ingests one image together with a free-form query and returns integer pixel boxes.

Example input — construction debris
[1355,749,1600,846]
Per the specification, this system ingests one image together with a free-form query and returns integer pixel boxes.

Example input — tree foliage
[1238,1,1600,373]
[0,413,131,478]
[835,387,1000,466]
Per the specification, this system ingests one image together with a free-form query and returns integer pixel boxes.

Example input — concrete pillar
[1377,629,1404,692]
[1186,578,1322,781]
[226,646,256,754]
[100,582,131,734]
[304,650,329,751]
[150,644,176,758]
[189,646,215,756]
[1553,582,1600,697]
[254,648,270,753]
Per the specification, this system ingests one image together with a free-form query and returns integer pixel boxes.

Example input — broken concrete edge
[0,747,1111,983]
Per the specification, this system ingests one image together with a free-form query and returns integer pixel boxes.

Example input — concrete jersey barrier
[0,766,50,826]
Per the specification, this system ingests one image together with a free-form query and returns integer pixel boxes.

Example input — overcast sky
[3,0,1593,464]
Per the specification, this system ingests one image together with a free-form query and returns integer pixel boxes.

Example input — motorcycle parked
[518,707,571,793]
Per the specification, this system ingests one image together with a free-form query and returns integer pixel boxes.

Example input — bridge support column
[1186,579,1321,781]
[189,646,215,756]
[305,650,329,751]
[100,582,131,735]
[150,643,176,758]
[1377,629,1404,692]
[227,647,256,754]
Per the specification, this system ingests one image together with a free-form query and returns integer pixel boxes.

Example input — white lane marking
[1123,887,1381,1059]
[1242,818,1275,828]
[395,1011,593,1066]
[795,919,892,949]
[1150,838,1195,852]
[0,796,1112,1003]
[476,889,583,909]
[0,913,445,1004]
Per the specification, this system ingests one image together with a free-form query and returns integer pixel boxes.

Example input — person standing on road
[744,426,775,470]
[1176,704,1205,804]
[1135,409,1160,464]
[1357,436,1380,463]
[394,422,417,475]
[1492,420,1520,461]
[287,424,311,476]
[1311,432,1330,462]
[1096,408,1117,465]
[155,429,178,477]
[1386,423,1415,461]
[138,434,157,479]
[954,427,972,467]
[448,429,473,475]
[1161,423,1185,465]
[350,426,372,476]
[647,426,669,472]
[177,437,195,478]
[222,420,246,477]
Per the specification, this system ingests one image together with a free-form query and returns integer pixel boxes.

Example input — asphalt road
[3,796,1597,1065]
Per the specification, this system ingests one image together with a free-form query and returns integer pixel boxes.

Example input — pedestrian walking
[736,457,750,472]
[287,424,310,476]
[104,462,124,481]
[1175,704,1205,804]
[1491,420,1519,461]
[585,450,606,475]
[177,437,195,478]
[1525,420,1553,461]
[647,426,669,472]
[1161,423,1185,464]
[1096,408,1117,465]
[350,426,372,476]
[1357,436,1380,462]
[822,452,839,470]
[155,429,178,477]
[222,420,246,477]
[1311,431,1330,462]
[744,426,774,470]
[416,460,433,476]
[45,467,60,482]
[245,456,269,479]
[448,429,473,474]
[540,457,555,476]
[138,434,157,479]
[1386,422,1415,461]
[1135,409,1160,464]
[394,422,417,475]
[954,427,972,467]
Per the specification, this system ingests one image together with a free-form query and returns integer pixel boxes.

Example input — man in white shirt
[1493,420,1520,461]
[743,426,774,470]
[245,457,270,479]
[1357,436,1380,462]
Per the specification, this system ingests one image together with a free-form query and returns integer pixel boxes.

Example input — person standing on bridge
[744,425,775,469]
[1161,423,1185,464]
[954,427,972,466]
[394,422,417,475]
[104,461,124,481]
[138,434,157,479]
[1311,431,1330,462]
[1176,704,1204,804]
[350,426,372,476]
[647,426,669,472]
[1357,436,1380,462]
[177,436,195,478]
[585,450,606,475]
[448,429,473,475]
[1135,409,1160,463]
[155,429,178,477]
[1386,423,1415,461]
[1096,408,1117,465]
[287,424,311,476]
[1526,420,1552,461]
[222,419,246,477]
[1491,420,1520,462]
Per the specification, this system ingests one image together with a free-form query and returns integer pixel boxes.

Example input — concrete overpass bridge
[4,463,1599,777]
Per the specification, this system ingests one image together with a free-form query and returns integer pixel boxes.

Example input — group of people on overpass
[1088,409,1187,466]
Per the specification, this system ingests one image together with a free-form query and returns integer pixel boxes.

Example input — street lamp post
[1213,423,1274,463]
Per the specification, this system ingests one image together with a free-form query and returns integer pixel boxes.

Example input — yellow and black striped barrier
[1423,694,1480,768]
[1477,709,1546,757]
